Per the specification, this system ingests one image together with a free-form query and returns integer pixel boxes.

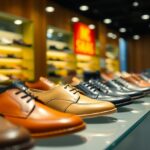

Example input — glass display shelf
[32,96,150,150]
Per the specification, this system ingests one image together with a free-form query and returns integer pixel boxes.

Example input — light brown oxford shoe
[26,77,117,118]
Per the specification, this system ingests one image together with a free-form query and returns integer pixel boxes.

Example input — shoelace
[64,84,79,94]
[117,78,131,87]
[110,80,123,89]
[95,81,111,93]
[82,82,99,94]
[15,89,38,103]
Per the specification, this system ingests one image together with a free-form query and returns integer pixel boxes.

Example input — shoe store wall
[128,35,150,73]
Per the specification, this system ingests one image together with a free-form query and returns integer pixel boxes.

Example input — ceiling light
[71,17,79,22]
[79,5,89,11]
[132,1,139,7]
[103,18,112,24]
[107,32,117,39]
[133,35,140,40]
[112,34,117,39]
[107,32,114,38]
[141,14,150,20]
[14,20,23,25]
[88,24,95,29]
[119,27,126,33]
[45,6,55,13]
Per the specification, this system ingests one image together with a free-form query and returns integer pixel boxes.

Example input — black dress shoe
[115,77,150,95]
[90,78,144,99]
[75,81,132,107]
[103,79,144,99]
[112,78,145,98]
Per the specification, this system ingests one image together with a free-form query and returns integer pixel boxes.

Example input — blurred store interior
[0,0,149,82]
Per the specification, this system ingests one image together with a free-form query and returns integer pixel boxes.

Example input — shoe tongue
[10,81,28,91]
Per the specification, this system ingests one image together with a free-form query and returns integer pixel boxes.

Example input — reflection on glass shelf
[142,102,150,106]
[131,110,140,114]
[117,119,127,123]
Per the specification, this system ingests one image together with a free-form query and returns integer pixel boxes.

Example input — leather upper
[0,81,85,134]
[30,84,116,115]
[25,77,54,90]
[26,77,116,115]
[0,88,35,118]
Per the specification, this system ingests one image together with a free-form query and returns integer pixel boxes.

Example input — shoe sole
[78,108,117,119]
[131,94,145,99]
[115,101,132,107]
[31,122,86,138]
[1,139,34,150]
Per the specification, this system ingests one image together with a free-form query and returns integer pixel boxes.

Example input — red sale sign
[73,22,95,55]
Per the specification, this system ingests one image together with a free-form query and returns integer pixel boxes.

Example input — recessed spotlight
[119,27,126,33]
[107,32,117,39]
[79,5,89,11]
[141,14,150,20]
[71,17,79,22]
[103,18,112,24]
[132,1,139,7]
[45,6,55,13]
[107,32,114,38]
[88,24,95,29]
[14,20,23,25]
[112,34,117,39]
[133,35,140,40]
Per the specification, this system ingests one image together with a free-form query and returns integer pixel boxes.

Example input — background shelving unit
[46,26,76,80]
[0,12,34,81]
[76,54,100,78]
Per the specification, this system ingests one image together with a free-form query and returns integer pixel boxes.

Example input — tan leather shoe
[0,116,34,149]
[26,77,117,118]
[0,81,85,138]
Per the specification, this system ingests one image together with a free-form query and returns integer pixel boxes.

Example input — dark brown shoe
[0,116,34,149]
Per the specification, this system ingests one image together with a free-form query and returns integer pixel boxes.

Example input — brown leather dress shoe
[26,77,116,118]
[131,74,150,86]
[123,76,150,88]
[0,81,85,138]
[0,116,34,149]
